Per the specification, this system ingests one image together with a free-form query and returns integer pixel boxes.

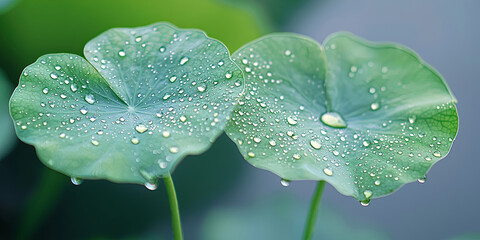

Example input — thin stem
[163,173,183,240]
[303,180,326,240]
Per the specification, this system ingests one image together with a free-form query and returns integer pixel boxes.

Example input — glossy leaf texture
[0,69,16,160]
[10,23,244,185]
[225,33,458,201]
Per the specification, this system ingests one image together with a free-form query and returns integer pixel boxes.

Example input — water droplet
[374,180,381,186]
[85,94,95,104]
[287,116,298,125]
[408,115,416,124]
[159,46,166,52]
[42,88,49,94]
[135,36,142,42]
[363,141,370,147]
[323,168,333,176]
[70,177,83,185]
[159,162,168,169]
[131,137,139,145]
[269,140,276,147]
[179,56,189,65]
[169,76,177,83]
[70,84,78,92]
[170,146,179,153]
[247,152,255,158]
[50,73,58,79]
[284,50,292,56]
[197,84,206,92]
[162,131,170,138]
[293,153,301,160]
[350,65,358,72]
[135,124,148,133]
[360,200,370,207]
[118,50,126,57]
[253,137,261,143]
[381,66,388,73]
[280,179,290,187]
[321,112,347,128]
[363,190,373,198]
[309,140,322,150]
[91,140,99,146]
[80,106,88,115]
[369,87,376,94]
[59,133,66,138]
[433,151,441,158]
[370,102,380,111]
[144,182,157,190]
[225,71,233,79]
[418,177,426,184]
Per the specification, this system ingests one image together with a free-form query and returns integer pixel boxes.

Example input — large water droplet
[85,94,95,104]
[360,200,370,207]
[159,46,166,52]
[323,168,333,176]
[247,152,255,158]
[321,112,347,128]
[70,84,78,92]
[91,140,99,146]
[179,56,189,65]
[418,177,426,184]
[144,182,158,190]
[363,190,373,198]
[287,116,298,125]
[131,137,139,145]
[197,83,207,92]
[70,177,83,185]
[135,124,148,133]
[169,76,177,83]
[370,102,380,111]
[118,50,126,57]
[50,73,58,79]
[310,139,322,150]
[42,88,49,94]
[280,179,290,187]
[433,151,442,158]
[80,106,88,115]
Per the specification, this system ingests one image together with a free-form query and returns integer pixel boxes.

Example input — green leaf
[225,33,458,201]
[0,69,16,159]
[9,23,243,185]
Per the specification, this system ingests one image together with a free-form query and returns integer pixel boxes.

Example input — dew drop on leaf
[320,112,347,128]
[310,139,322,150]
[85,94,95,104]
[323,168,333,176]
[280,179,290,187]
[135,124,148,133]
[71,177,83,185]
[179,56,189,65]
[144,182,157,191]
[370,102,380,111]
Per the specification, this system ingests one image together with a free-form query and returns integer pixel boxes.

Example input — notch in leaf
[9,22,244,187]
[225,33,458,203]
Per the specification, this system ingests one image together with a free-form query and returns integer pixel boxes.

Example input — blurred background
[0,0,479,239]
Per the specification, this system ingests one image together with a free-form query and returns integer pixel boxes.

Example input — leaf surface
[225,33,458,200]
[10,23,243,185]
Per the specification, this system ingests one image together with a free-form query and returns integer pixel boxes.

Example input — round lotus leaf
[225,33,458,201]
[9,23,244,185]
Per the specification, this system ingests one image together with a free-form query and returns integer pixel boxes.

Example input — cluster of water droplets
[227,42,457,203]
[12,25,244,189]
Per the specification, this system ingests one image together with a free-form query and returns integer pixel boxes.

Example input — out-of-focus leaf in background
[0,69,16,160]
[201,191,390,240]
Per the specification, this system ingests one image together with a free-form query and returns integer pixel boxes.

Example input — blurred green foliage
[0,69,15,160]
[0,0,267,84]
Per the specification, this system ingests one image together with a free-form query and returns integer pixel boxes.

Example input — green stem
[163,173,183,240]
[303,180,326,240]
